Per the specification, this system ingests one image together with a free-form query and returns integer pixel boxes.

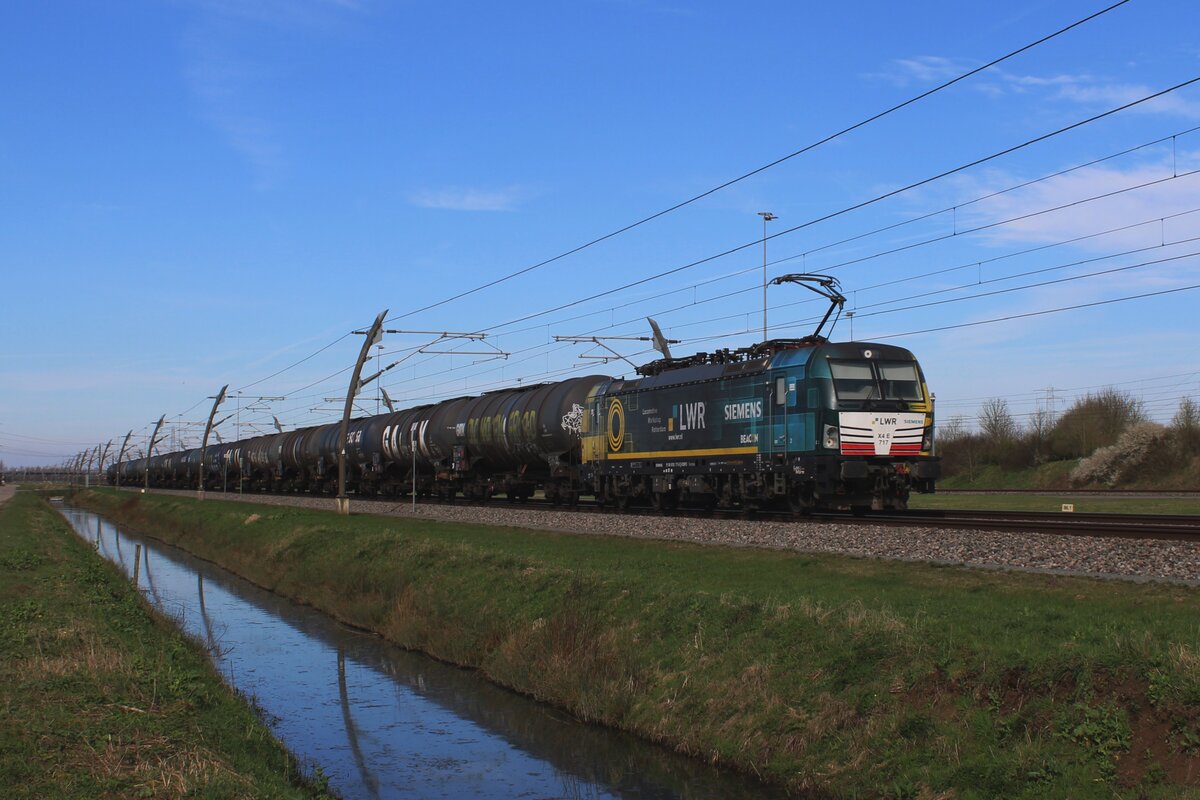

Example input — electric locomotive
[580,338,938,513]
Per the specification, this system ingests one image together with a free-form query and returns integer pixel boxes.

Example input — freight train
[110,334,940,514]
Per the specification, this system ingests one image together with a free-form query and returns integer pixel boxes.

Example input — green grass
[910,493,1200,515]
[936,458,1200,492]
[936,461,1078,490]
[0,490,331,799]
[75,488,1200,799]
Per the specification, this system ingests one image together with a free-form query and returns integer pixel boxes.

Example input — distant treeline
[937,389,1200,487]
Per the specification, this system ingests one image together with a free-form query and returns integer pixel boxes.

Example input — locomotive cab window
[829,360,878,400]
[878,361,922,401]
[829,359,923,402]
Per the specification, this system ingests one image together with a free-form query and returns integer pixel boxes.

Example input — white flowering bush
[1070,422,1167,487]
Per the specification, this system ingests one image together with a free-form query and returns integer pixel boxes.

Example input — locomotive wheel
[787,492,812,516]
[652,491,678,515]
[616,493,630,512]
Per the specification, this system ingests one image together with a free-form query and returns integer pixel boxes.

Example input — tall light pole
[758,211,777,341]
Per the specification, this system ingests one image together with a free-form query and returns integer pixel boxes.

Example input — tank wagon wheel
[850,505,870,517]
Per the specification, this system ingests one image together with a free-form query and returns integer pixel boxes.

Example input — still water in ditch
[61,507,794,800]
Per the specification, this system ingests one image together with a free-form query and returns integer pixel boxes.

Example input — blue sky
[3,0,1200,466]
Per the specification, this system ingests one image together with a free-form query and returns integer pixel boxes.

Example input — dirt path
[0,484,15,509]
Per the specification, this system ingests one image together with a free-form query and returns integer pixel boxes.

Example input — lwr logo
[678,401,706,431]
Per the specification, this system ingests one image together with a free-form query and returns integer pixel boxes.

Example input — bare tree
[939,415,968,442]
[978,398,1018,443]
[1027,408,1054,464]
[1050,388,1145,458]
[1172,396,1200,456]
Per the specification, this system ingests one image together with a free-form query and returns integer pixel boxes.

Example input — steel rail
[118,486,1200,543]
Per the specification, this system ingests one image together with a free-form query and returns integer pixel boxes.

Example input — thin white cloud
[1055,82,1200,119]
[1001,71,1093,89]
[409,186,526,212]
[870,55,974,86]
[179,0,362,189]
[960,154,1200,252]
[181,19,285,189]
[870,57,1200,118]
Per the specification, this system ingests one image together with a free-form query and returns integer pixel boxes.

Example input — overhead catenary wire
[382,0,1135,326]
[875,283,1200,340]
[937,369,1200,407]
[158,86,1200,437]
[374,237,1200,410]
[95,11,1200,451]
[560,185,1200,341]
[360,227,1195,412]
[302,97,1200,417]
[487,123,1200,341]
[246,222,1200,429]
[534,192,1200,360]
[467,75,1200,337]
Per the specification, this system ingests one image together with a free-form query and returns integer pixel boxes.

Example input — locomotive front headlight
[823,424,839,450]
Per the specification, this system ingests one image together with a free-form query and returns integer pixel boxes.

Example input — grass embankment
[937,461,1200,492]
[76,489,1200,799]
[0,490,330,799]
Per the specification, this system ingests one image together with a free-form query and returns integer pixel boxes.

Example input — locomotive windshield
[829,359,923,402]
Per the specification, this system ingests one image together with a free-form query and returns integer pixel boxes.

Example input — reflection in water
[62,508,794,800]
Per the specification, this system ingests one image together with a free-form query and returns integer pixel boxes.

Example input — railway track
[484,497,1200,543]
[850,509,1200,542]
[937,488,1200,497]
[108,485,1200,544]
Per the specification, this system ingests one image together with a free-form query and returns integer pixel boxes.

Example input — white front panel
[838,412,925,456]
